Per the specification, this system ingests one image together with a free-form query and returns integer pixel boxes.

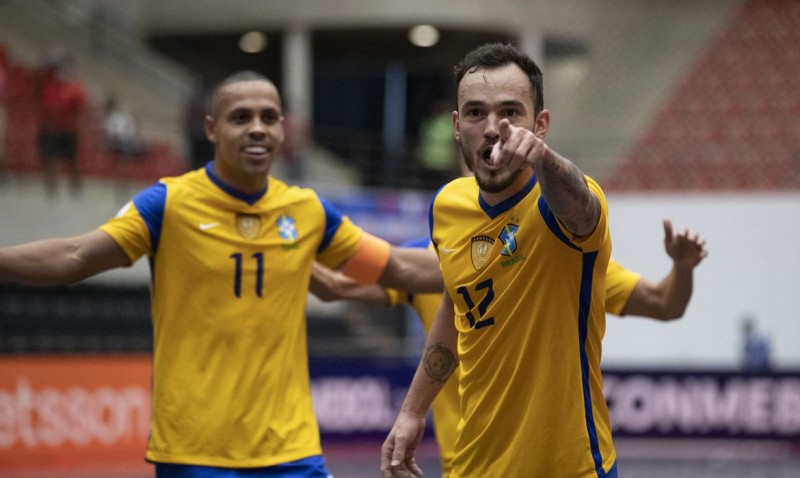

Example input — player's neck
[212,161,269,195]
[479,169,534,206]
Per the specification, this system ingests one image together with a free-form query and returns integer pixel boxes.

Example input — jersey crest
[499,223,518,256]
[470,235,494,270]
[276,214,298,242]
[236,213,261,240]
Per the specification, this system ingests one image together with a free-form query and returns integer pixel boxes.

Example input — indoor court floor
[5,438,800,478]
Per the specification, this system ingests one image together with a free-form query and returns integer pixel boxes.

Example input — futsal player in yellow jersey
[0,71,443,478]
[381,42,617,478]
[311,217,707,477]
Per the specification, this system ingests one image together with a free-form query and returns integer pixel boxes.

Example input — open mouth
[481,144,494,163]
[243,145,271,156]
[480,144,497,169]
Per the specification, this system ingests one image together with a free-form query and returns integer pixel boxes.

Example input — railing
[5,0,191,98]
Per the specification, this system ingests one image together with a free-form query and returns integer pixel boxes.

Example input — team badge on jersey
[470,236,494,270]
[236,213,261,240]
[499,223,519,256]
[277,214,298,243]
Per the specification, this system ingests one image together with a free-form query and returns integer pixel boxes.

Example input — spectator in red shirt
[37,50,88,197]
[0,44,9,182]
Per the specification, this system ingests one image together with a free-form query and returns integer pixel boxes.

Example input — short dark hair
[208,70,277,116]
[453,42,544,114]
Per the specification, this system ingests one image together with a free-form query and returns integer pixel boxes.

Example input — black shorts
[39,131,78,162]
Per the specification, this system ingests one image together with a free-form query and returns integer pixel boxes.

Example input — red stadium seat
[604,0,800,192]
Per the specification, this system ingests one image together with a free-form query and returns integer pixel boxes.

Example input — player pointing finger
[490,118,548,173]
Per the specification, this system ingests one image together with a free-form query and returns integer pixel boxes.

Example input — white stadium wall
[603,192,800,370]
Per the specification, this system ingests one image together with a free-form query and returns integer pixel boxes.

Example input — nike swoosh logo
[440,247,458,254]
[199,223,221,230]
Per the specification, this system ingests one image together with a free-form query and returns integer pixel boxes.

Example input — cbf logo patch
[470,236,494,270]
[236,213,261,240]
[499,223,519,256]
[277,214,298,243]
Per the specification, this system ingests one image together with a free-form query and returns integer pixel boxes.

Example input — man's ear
[204,115,216,142]
[452,110,460,142]
[534,110,550,139]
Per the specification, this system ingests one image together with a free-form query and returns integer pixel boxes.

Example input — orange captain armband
[341,233,392,284]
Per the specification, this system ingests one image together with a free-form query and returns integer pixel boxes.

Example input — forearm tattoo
[423,342,458,384]
[540,154,598,235]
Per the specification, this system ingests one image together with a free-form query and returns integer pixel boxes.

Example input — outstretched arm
[0,230,131,286]
[381,293,458,477]
[534,148,599,237]
[379,246,443,293]
[310,262,391,305]
[621,219,708,320]
[492,119,600,237]
[339,234,443,294]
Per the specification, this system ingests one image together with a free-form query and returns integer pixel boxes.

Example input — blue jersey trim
[577,250,605,476]
[478,174,537,219]
[132,183,167,255]
[318,197,344,253]
[205,161,268,205]
[537,195,582,251]
[427,184,447,250]
[601,461,618,478]
[155,455,331,477]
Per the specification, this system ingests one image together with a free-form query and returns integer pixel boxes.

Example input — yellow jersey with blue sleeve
[98,163,363,468]
[430,173,616,478]
[605,258,641,316]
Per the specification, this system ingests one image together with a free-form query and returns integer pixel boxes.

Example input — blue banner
[603,368,800,440]
[321,188,431,245]
[310,357,434,442]
[310,359,800,441]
